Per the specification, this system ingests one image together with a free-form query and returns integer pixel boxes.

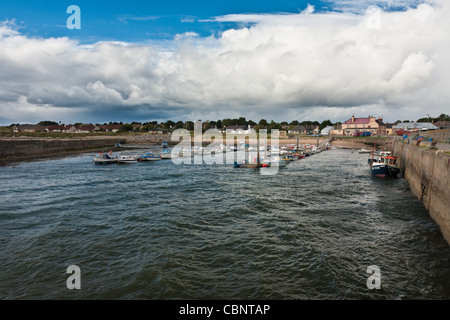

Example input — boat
[94,152,117,164]
[138,152,161,161]
[117,155,138,164]
[233,140,267,168]
[358,148,372,154]
[369,156,400,178]
[161,148,175,159]
[377,151,391,157]
[234,160,268,168]
[269,155,287,167]
[161,141,169,148]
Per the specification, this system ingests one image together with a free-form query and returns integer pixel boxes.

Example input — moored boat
[94,152,117,164]
[117,155,138,164]
[138,152,161,161]
[161,141,169,148]
[369,156,400,178]
[161,148,175,159]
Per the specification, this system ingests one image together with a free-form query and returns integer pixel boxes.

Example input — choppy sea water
[0,148,449,299]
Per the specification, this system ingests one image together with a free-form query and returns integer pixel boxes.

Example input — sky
[0,0,448,125]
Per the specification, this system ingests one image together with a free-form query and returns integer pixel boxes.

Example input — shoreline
[0,136,372,166]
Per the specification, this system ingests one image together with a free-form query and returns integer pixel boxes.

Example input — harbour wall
[424,129,450,143]
[392,139,450,245]
[331,137,393,150]
[0,137,125,162]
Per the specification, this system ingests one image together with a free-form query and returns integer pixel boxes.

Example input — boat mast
[257,138,260,167]
[371,142,375,164]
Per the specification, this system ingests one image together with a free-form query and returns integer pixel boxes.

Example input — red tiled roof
[100,125,122,130]
[77,125,95,131]
[344,118,370,124]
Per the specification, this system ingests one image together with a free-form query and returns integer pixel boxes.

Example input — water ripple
[0,149,450,299]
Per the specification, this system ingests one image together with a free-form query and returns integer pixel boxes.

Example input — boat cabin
[380,156,397,165]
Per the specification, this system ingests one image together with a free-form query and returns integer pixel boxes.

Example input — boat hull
[118,160,137,164]
[370,164,400,178]
[94,158,117,164]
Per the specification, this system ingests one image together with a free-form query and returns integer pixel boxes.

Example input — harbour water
[1,148,449,299]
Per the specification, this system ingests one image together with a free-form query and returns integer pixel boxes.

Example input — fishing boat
[138,152,161,161]
[233,141,267,168]
[233,160,268,168]
[161,141,169,148]
[117,155,138,164]
[358,148,372,154]
[369,156,400,177]
[94,152,117,164]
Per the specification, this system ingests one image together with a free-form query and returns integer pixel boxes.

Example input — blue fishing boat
[161,141,169,148]
[369,156,400,178]
[138,152,161,161]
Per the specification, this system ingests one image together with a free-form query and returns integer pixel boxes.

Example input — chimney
[351,115,355,123]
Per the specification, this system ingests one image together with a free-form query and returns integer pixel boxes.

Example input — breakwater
[0,137,125,164]
[392,139,450,245]
[331,137,392,150]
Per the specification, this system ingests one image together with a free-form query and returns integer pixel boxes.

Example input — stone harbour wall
[392,139,450,245]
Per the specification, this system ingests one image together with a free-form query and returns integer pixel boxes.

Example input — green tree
[237,117,247,126]
[174,121,185,130]
[120,124,134,132]
[268,121,281,132]
[185,121,194,131]
[290,120,299,126]
[216,120,222,129]
[222,118,232,128]
[258,119,268,126]
[319,120,333,132]
[37,121,58,126]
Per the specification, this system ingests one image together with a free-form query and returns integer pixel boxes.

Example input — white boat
[377,151,391,157]
[358,149,372,154]
[138,152,161,161]
[117,155,138,164]
[269,155,287,167]
[161,148,176,159]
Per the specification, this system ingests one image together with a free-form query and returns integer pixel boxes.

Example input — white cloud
[174,31,200,41]
[0,2,449,124]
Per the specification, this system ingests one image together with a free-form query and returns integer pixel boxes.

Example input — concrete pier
[392,139,450,245]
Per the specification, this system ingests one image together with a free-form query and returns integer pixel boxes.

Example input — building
[288,125,308,134]
[100,125,121,132]
[12,124,37,133]
[223,125,254,135]
[435,121,450,130]
[342,116,385,136]
[385,123,396,135]
[393,122,438,135]
[288,125,319,135]
[320,126,335,136]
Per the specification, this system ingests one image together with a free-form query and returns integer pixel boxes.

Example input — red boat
[395,129,408,136]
